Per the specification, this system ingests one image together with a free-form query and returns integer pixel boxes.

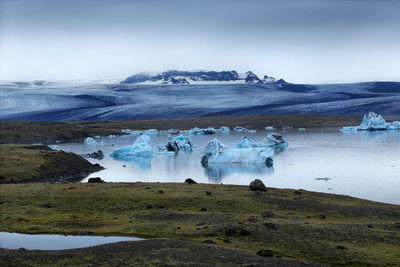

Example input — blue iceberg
[340,112,400,131]
[110,134,154,159]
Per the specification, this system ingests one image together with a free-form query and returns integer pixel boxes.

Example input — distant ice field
[57,129,400,204]
[1,81,399,121]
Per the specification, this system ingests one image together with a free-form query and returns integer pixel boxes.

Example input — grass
[0,114,377,143]
[1,182,399,266]
[0,144,102,183]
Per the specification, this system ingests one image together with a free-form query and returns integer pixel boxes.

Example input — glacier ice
[189,127,216,135]
[48,145,60,150]
[340,112,400,131]
[110,134,154,159]
[201,138,275,166]
[234,126,246,132]
[157,134,194,153]
[219,126,231,133]
[265,126,274,131]
[84,137,96,145]
[144,129,158,135]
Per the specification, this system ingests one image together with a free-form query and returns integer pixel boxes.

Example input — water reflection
[112,156,152,170]
[204,163,274,183]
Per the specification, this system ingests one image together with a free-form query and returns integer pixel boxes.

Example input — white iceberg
[110,134,154,158]
[189,127,216,135]
[144,129,157,135]
[201,139,274,166]
[265,126,274,131]
[298,128,306,131]
[84,137,96,144]
[157,134,194,152]
[340,112,400,131]
[219,126,231,133]
[236,133,288,149]
[234,126,246,132]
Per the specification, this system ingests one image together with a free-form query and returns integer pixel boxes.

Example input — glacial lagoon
[57,129,400,204]
[0,232,143,250]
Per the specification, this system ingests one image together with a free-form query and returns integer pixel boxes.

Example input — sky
[1,0,399,83]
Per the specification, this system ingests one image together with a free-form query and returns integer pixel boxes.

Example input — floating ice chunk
[107,134,116,139]
[48,145,60,150]
[358,112,388,130]
[219,126,230,133]
[265,126,274,131]
[340,112,399,131]
[121,129,133,134]
[157,134,194,152]
[234,126,246,131]
[281,126,292,130]
[144,129,157,135]
[245,129,256,133]
[167,129,180,134]
[298,128,306,131]
[340,126,359,132]
[189,127,216,135]
[262,133,288,148]
[110,134,154,158]
[388,121,400,130]
[84,137,96,144]
[201,139,274,166]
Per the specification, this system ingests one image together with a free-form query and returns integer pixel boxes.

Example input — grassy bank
[1,182,399,266]
[0,114,372,143]
[0,145,103,183]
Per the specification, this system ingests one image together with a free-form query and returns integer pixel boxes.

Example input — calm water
[58,129,400,204]
[0,232,143,250]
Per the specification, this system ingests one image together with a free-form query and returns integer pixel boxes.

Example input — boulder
[257,249,274,257]
[88,177,104,183]
[184,178,197,184]
[261,211,275,218]
[250,179,266,191]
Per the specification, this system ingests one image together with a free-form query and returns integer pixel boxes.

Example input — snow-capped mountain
[121,70,285,85]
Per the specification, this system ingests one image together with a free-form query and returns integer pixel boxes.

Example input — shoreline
[1,182,399,266]
[1,114,386,144]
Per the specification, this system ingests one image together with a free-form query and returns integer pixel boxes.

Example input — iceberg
[298,128,306,131]
[265,126,274,131]
[236,133,288,149]
[189,127,216,135]
[234,126,246,132]
[219,126,230,133]
[144,129,157,135]
[201,139,274,166]
[110,134,154,159]
[340,112,400,131]
[157,134,194,152]
[84,137,96,144]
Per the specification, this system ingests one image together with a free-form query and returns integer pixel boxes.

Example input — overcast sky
[1,0,399,83]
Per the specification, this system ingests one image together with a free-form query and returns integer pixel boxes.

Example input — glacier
[1,79,399,121]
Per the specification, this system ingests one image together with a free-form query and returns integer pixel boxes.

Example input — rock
[200,207,207,211]
[336,245,348,250]
[203,239,216,244]
[367,224,374,228]
[261,211,275,218]
[249,179,266,191]
[88,177,104,183]
[257,249,274,257]
[205,190,212,195]
[184,178,197,184]
[223,226,250,236]
[146,205,152,209]
[76,230,94,235]
[158,190,164,194]
[395,222,400,228]
[88,150,104,159]
[294,190,302,195]
[319,214,326,219]
[264,222,278,230]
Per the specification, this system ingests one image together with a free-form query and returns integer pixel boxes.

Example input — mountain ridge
[121,70,286,85]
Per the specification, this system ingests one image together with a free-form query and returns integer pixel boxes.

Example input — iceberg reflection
[204,163,274,183]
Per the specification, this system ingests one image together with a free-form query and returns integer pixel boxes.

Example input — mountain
[121,70,285,85]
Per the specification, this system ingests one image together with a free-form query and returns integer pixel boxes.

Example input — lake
[57,128,400,204]
[0,232,143,250]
